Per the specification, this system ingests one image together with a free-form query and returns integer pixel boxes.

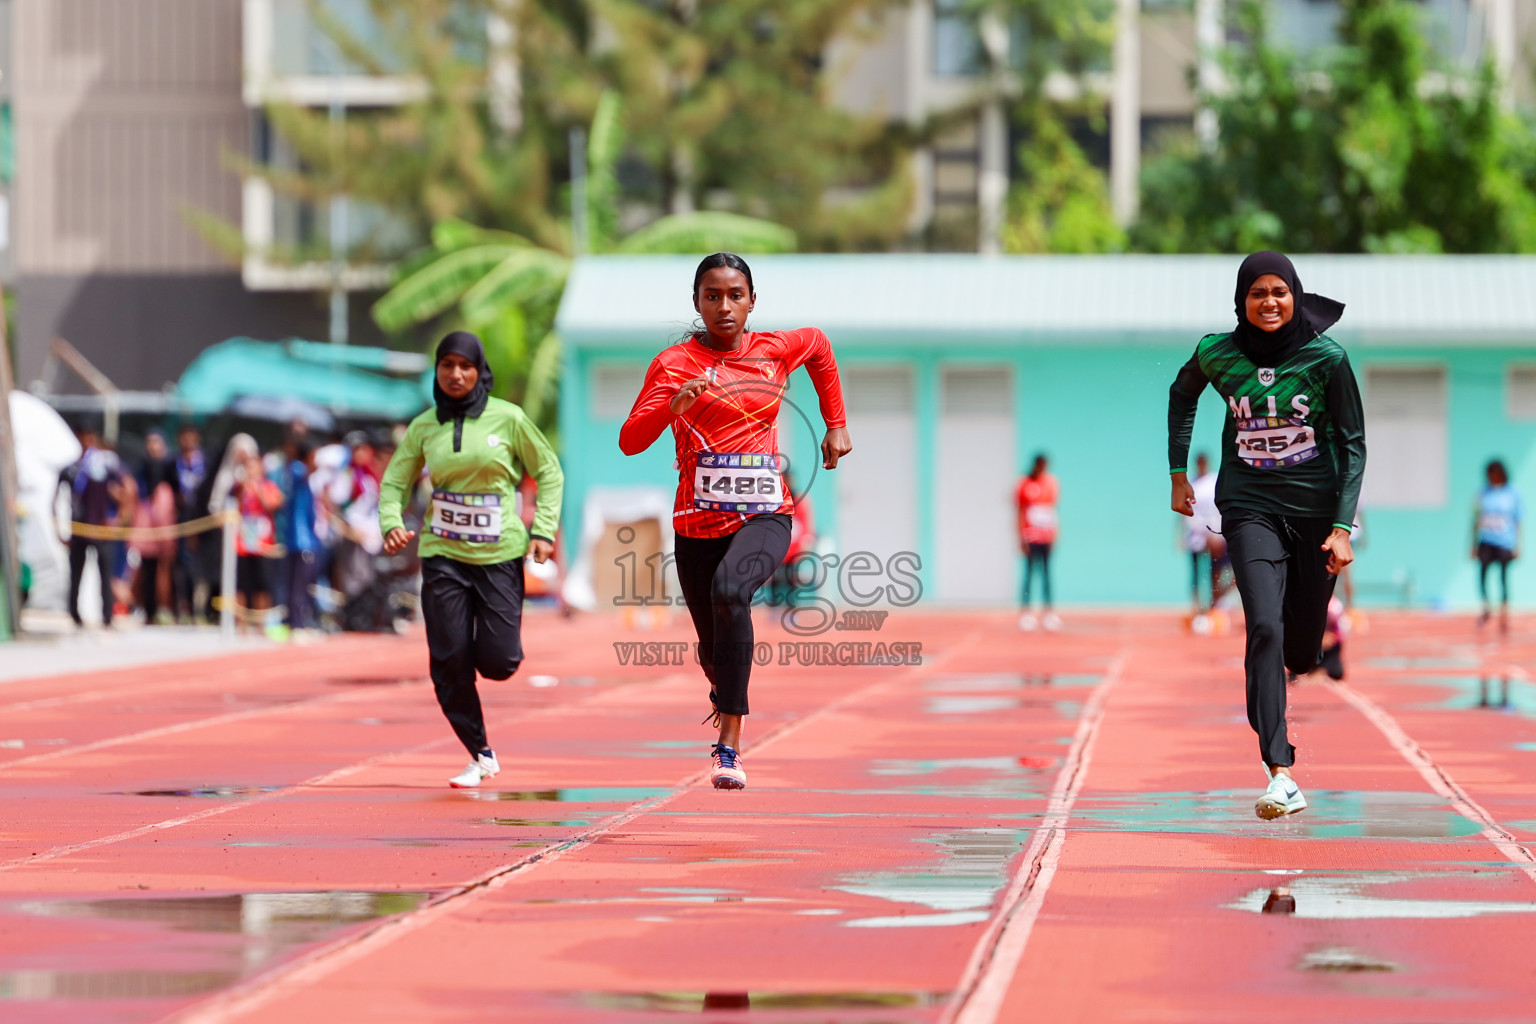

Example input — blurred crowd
[46,419,425,637]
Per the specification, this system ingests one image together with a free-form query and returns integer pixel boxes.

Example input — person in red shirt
[1016,453,1060,632]
[620,253,852,789]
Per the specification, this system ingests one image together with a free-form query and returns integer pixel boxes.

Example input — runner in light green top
[379,395,563,564]
[379,331,563,790]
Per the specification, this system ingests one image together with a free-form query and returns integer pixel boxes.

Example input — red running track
[0,610,1533,1022]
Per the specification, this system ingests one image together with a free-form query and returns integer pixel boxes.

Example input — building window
[590,364,647,420]
[1508,365,1536,420]
[933,0,984,77]
[1364,366,1447,509]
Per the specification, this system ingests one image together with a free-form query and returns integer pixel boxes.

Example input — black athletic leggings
[1022,543,1053,607]
[420,555,525,755]
[1223,508,1338,769]
[1478,543,1514,606]
[674,515,792,717]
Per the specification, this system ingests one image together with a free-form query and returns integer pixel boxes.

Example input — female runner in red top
[620,253,852,789]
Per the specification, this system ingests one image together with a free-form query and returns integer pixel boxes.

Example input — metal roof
[557,254,1536,348]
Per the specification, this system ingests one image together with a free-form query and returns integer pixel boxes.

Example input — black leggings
[1223,509,1338,768]
[1022,543,1052,607]
[674,515,792,717]
[420,556,525,755]
[1478,543,1513,606]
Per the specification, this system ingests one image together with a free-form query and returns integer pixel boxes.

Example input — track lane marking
[1326,678,1536,884]
[945,653,1126,1024]
[163,633,976,1024]
[0,674,675,871]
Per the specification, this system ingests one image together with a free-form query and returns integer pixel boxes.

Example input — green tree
[1133,0,1536,254]
[370,91,796,431]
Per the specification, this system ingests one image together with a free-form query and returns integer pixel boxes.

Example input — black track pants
[420,555,525,755]
[1223,508,1338,769]
[674,515,792,717]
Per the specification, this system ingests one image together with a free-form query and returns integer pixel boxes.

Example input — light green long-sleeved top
[379,397,564,565]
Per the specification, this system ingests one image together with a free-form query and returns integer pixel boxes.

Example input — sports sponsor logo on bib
[693,451,785,513]
[1235,416,1319,469]
[430,490,503,543]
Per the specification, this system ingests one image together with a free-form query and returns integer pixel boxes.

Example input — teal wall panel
[560,338,1534,609]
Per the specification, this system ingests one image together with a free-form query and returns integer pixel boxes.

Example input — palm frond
[522,330,563,427]
[460,248,571,326]
[587,91,624,252]
[431,218,538,253]
[371,244,522,332]
[614,212,797,255]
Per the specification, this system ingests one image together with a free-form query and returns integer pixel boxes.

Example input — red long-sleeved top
[619,328,847,539]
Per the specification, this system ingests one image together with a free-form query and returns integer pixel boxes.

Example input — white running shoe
[1255,771,1307,820]
[448,752,500,789]
[1042,612,1062,632]
[1018,613,1038,632]
[710,744,747,790]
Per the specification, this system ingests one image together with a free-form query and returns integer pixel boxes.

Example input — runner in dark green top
[380,331,564,789]
[1167,251,1366,820]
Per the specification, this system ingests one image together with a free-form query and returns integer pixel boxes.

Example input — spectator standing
[234,447,284,633]
[56,424,131,627]
[1474,459,1522,635]
[281,439,323,634]
[133,430,178,624]
[173,424,209,621]
[1016,453,1061,632]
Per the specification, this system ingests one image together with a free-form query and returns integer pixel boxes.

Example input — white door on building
[936,365,1017,602]
[836,366,919,594]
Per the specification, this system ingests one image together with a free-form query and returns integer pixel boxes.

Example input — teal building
[556,255,1536,609]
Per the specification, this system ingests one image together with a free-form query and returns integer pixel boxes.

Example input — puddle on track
[465,787,669,803]
[1073,790,1484,840]
[834,828,1026,929]
[1228,874,1536,919]
[116,786,279,799]
[0,890,432,1012]
[1377,675,1536,718]
[564,990,949,1015]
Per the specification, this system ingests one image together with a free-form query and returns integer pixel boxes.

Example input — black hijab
[433,331,494,452]
[1232,251,1345,366]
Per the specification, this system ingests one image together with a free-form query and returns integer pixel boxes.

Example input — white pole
[1487,0,1516,107]
[1110,0,1141,227]
[1194,0,1223,150]
[220,508,237,642]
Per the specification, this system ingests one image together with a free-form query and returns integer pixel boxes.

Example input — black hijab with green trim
[1232,251,1345,366]
[433,331,494,452]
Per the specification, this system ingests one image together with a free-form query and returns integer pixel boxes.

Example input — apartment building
[6,0,1534,393]
[10,0,384,395]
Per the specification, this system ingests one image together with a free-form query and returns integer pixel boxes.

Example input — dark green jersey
[1168,332,1366,528]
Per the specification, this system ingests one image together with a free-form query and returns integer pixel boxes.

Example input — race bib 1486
[1235,416,1319,469]
[693,452,784,513]
[430,491,503,543]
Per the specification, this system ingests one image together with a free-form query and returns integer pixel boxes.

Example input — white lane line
[164,635,974,1024]
[0,675,666,871]
[0,735,453,872]
[0,688,385,772]
[945,655,1125,1024]
[1326,678,1536,884]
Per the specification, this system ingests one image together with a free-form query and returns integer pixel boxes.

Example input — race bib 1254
[1235,416,1319,469]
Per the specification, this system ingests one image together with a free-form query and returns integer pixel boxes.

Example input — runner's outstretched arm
[1168,351,1208,516]
[619,357,681,456]
[379,428,425,553]
[794,328,850,469]
[1326,353,1367,531]
[511,405,564,561]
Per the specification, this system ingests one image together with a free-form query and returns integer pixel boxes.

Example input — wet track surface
[0,611,1532,1022]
